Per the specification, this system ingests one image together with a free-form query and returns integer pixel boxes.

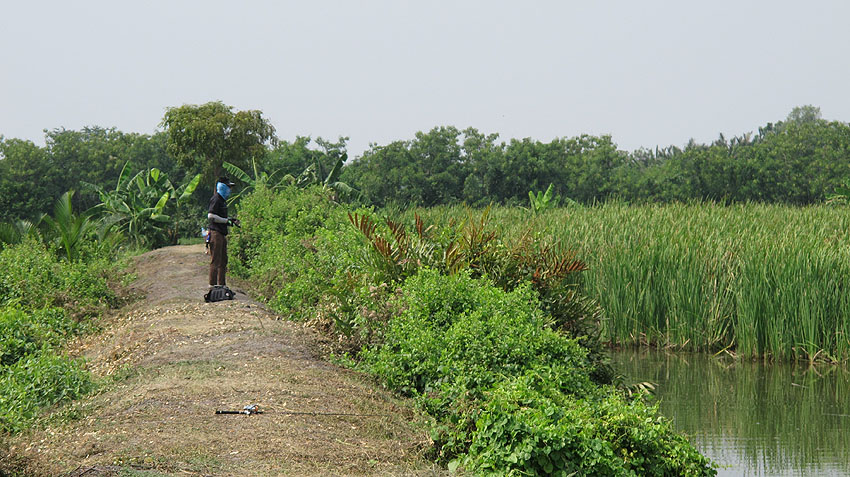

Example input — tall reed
[408,202,850,362]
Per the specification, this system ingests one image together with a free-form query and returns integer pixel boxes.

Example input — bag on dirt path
[205,285,235,302]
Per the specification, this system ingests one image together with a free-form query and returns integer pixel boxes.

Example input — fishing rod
[214,404,389,418]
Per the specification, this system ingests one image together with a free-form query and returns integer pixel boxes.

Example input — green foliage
[0,232,119,435]
[340,107,849,208]
[0,218,42,248]
[467,374,713,476]
[161,101,277,185]
[528,183,558,215]
[342,126,471,207]
[0,350,92,433]
[86,163,202,247]
[422,202,850,362]
[362,270,594,396]
[0,138,54,220]
[786,105,822,124]
[358,269,713,475]
[0,307,77,366]
[343,129,626,207]
[0,238,117,313]
[229,187,714,475]
[0,128,180,222]
[263,136,360,203]
[40,191,98,261]
[2,105,847,235]
[347,208,603,351]
[222,158,286,202]
[228,185,363,318]
[825,178,850,205]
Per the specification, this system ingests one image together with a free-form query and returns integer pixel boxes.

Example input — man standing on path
[207,177,239,287]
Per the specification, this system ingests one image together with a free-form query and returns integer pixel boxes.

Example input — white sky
[2,0,849,158]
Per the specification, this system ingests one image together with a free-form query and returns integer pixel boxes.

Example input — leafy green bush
[360,269,714,475]
[0,350,92,433]
[0,307,77,366]
[348,208,604,347]
[230,185,341,274]
[363,270,594,397]
[0,238,117,313]
[230,185,364,322]
[0,238,58,309]
[466,373,713,476]
[58,255,119,312]
[0,236,121,435]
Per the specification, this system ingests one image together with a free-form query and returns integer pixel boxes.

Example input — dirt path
[3,245,439,476]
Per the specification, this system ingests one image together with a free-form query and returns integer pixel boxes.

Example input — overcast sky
[2,1,848,158]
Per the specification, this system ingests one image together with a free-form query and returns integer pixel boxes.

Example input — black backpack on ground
[205,285,235,302]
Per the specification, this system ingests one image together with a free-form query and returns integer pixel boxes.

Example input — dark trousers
[209,231,228,286]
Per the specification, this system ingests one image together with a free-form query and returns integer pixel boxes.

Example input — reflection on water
[609,349,850,477]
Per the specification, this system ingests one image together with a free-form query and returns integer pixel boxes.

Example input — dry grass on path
[2,244,441,476]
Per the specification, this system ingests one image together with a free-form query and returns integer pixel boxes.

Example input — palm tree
[0,217,43,248]
[41,191,97,261]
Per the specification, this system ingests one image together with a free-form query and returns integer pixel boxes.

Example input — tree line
[1,104,847,225]
[341,105,850,207]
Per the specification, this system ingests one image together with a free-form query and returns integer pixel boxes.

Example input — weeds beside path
[2,244,438,476]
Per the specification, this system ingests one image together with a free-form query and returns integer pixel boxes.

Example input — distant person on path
[207,177,239,287]
[202,227,211,254]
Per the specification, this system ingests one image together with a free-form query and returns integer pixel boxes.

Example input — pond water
[609,349,850,476]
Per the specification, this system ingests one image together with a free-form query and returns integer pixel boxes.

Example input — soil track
[2,244,439,476]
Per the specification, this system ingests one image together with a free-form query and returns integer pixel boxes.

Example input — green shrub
[0,235,119,436]
[230,185,344,276]
[55,257,118,315]
[466,373,713,476]
[0,238,58,309]
[231,185,365,325]
[0,239,116,313]
[361,269,714,475]
[363,269,594,397]
[348,208,606,358]
[0,307,77,366]
[0,350,92,433]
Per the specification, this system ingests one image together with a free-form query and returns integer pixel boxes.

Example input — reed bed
[409,203,850,362]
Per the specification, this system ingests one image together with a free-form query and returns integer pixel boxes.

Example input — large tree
[160,101,277,186]
[0,137,53,220]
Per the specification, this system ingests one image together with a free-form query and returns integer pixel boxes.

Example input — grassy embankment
[0,239,123,434]
[230,186,716,476]
[411,203,850,363]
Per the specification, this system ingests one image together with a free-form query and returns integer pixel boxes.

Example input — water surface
[610,349,850,476]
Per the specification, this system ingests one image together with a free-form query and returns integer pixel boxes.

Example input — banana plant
[86,162,201,247]
[826,179,850,205]
[282,155,359,202]
[528,184,558,215]
[222,157,285,203]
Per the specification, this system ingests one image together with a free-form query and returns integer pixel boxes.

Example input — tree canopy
[160,101,277,186]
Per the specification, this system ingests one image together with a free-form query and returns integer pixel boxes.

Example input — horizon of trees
[1,104,847,223]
